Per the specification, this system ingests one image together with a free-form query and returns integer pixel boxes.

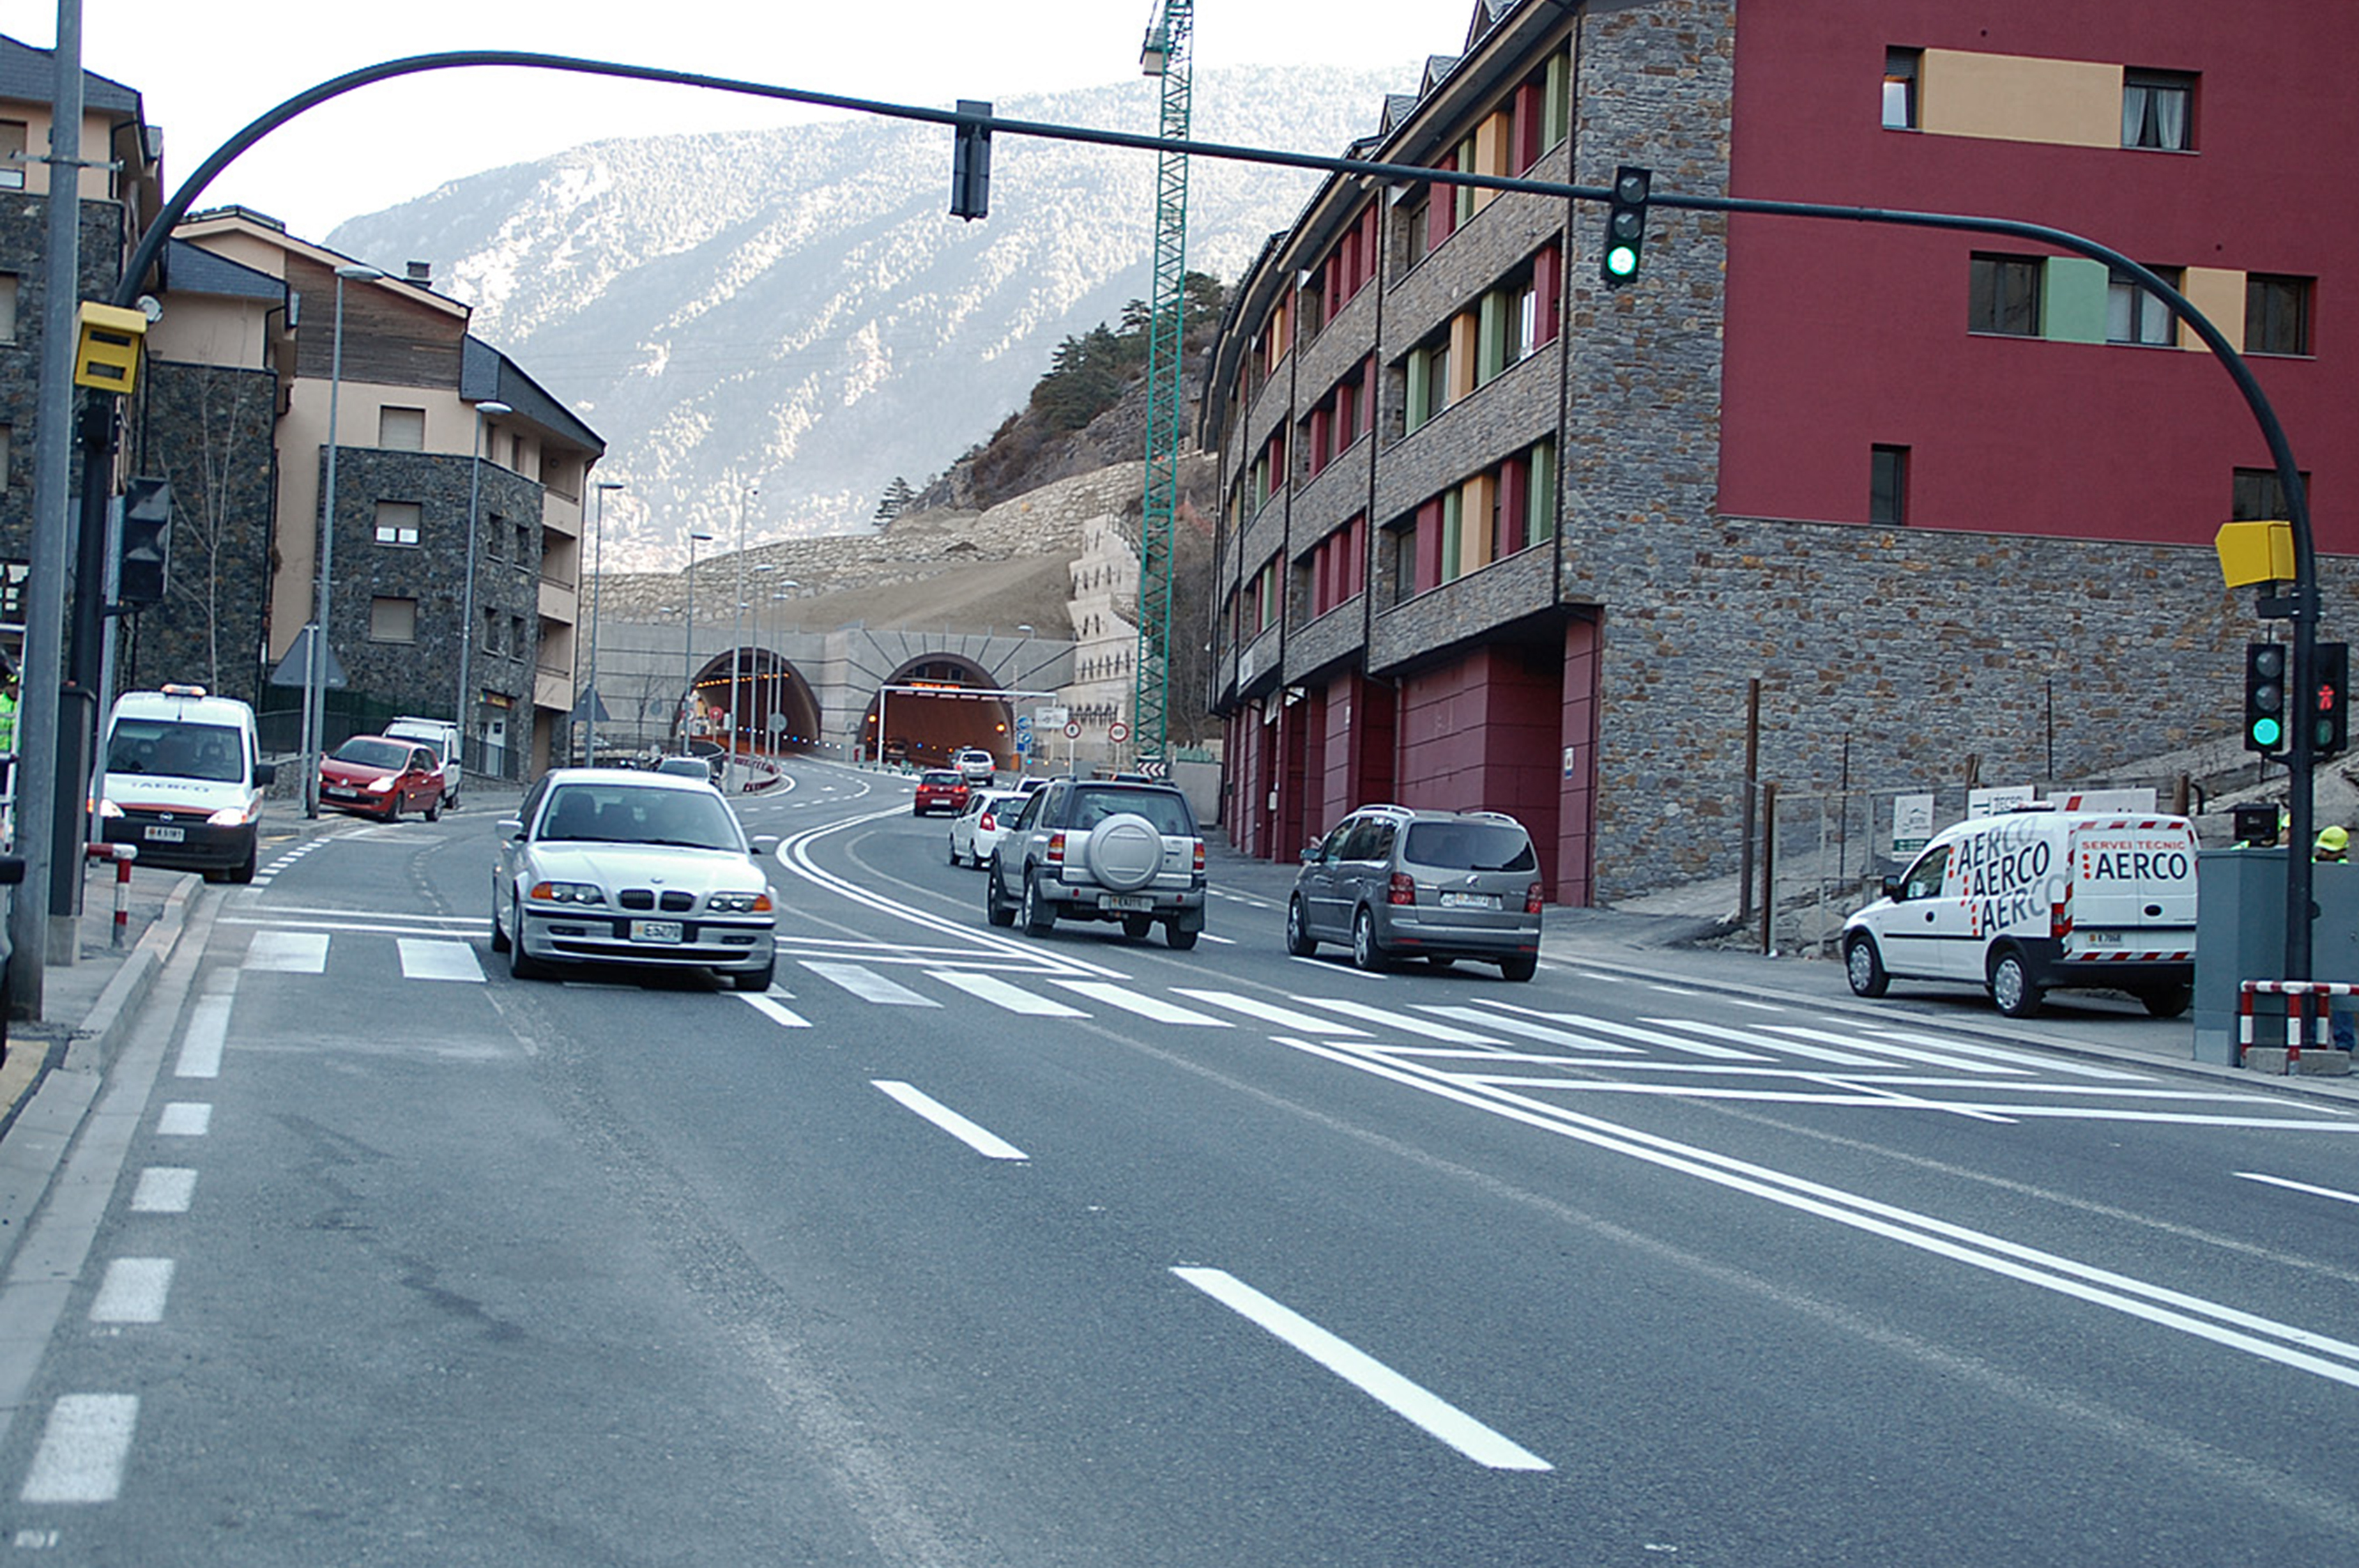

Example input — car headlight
[365,776,398,793]
[528,881,607,905]
[206,807,252,827]
[706,891,774,915]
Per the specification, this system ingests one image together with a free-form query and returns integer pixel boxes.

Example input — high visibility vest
[0,691,16,754]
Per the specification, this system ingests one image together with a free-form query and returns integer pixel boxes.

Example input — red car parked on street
[319,735,448,822]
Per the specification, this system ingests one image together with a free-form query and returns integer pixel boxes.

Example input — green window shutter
[2041,256,2109,345]
[1406,348,1432,429]
[1455,138,1477,225]
[1529,439,1557,542]
[1477,291,1506,383]
[1441,488,1464,581]
[1545,54,1571,147]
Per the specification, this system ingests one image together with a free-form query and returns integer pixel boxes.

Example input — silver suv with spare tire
[985,779,1207,949]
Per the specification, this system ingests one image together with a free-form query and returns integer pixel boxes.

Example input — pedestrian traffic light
[117,476,171,605]
[2315,640,2349,759]
[2245,641,2289,753]
[1600,165,1651,287]
[949,99,993,222]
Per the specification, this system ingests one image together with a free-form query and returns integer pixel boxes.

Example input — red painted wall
[1397,646,1568,898]
[1557,619,1599,907]
[1721,2,2358,551]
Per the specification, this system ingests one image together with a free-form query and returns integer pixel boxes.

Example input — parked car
[1287,805,1543,979]
[318,735,446,823]
[96,684,275,883]
[985,778,1206,948]
[655,754,716,781]
[384,714,463,808]
[954,747,997,785]
[489,767,779,990]
[914,769,969,816]
[948,787,1028,868]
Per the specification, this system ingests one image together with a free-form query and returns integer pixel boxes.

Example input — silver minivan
[1287,805,1542,979]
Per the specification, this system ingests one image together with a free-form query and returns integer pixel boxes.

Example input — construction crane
[1133,0,1192,771]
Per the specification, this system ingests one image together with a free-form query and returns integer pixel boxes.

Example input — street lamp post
[731,479,759,766]
[683,528,715,749]
[454,398,513,781]
[303,263,385,818]
[584,478,625,764]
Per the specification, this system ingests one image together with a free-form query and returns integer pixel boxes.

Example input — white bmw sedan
[491,768,779,990]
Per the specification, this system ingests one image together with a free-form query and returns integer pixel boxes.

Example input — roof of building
[462,335,604,457]
[161,237,286,303]
[0,34,142,116]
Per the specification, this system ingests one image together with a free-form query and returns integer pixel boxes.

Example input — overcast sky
[39,1,1476,240]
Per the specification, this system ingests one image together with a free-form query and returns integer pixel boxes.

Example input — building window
[0,424,11,489]
[1871,446,1910,527]
[2245,275,2314,358]
[0,122,24,190]
[2107,266,2181,346]
[1969,254,2043,337]
[373,500,421,546]
[0,275,16,342]
[482,608,501,653]
[1883,49,1921,130]
[516,521,533,564]
[2234,467,2308,522]
[379,406,426,451]
[512,615,528,661]
[369,597,417,643]
[2122,70,2194,151]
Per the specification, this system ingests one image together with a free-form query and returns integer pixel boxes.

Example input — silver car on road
[491,768,779,990]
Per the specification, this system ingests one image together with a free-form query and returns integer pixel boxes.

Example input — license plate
[144,825,185,843]
[1099,893,1154,912]
[2082,930,2124,947]
[1439,891,1497,910]
[630,920,684,943]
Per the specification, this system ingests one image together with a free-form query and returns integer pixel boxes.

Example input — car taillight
[1193,840,1205,873]
[980,812,996,832]
[1047,831,1066,864]
[1389,872,1417,906]
[1525,882,1544,915]
[2052,900,2070,939]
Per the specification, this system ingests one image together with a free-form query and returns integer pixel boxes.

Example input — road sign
[1037,705,1069,727]
[1136,758,1169,780]
[1064,722,1082,739]
[1109,721,1130,744]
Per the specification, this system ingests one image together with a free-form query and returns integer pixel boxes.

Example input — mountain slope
[328,65,1407,568]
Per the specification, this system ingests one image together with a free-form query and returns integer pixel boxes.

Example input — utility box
[2194,848,2359,1063]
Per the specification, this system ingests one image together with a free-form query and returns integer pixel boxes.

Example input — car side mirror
[0,855,24,886]
[499,817,524,839]
[749,834,780,858]
[1300,842,1320,863]
[1881,876,1901,900]
[254,761,277,786]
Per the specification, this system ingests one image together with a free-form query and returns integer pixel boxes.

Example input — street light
[584,477,625,764]
[303,263,385,819]
[683,528,715,748]
[455,397,514,781]
[730,479,760,767]
[766,580,797,764]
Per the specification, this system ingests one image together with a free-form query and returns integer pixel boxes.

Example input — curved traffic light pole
[90,52,2323,980]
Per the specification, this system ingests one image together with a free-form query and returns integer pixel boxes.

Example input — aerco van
[1841,806,2198,1019]
[97,685,275,882]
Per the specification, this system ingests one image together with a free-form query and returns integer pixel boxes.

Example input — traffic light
[949,99,993,222]
[1600,165,1651,287]
[117,476,171,605]
[2245,641,2289,753]
[2316,641,2349,759]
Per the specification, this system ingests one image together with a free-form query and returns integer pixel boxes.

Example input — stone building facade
[1205,0,2353,905]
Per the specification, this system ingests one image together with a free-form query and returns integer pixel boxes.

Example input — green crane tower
[1133,0,1192,771]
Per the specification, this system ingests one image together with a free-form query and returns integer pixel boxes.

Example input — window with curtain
[373,501,421,546]
[2107,266,2181,346]
[2122,71,2194,151]
[0,121,24,190]
[369,597,417,643]
[1883,49,1921,130]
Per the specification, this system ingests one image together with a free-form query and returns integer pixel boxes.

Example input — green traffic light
[2253,716,2284,748]
[1604,245,1639,278]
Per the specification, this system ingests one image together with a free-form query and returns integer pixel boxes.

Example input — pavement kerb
[59,870,200,1075]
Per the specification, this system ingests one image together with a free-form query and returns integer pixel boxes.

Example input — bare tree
[149,364,275,693]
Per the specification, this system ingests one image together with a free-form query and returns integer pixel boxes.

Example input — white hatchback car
[947,788,1028,868]
[954,747,997,785]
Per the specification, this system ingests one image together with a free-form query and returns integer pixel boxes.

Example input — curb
[61,872,199,1075]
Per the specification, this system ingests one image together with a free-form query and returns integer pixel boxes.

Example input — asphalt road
[3,755,2357,1565]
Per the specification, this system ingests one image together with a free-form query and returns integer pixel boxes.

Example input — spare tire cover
[1086,814,1163,891]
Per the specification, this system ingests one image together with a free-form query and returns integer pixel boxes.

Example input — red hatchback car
[913,769,969,817]
[319,735,447,822]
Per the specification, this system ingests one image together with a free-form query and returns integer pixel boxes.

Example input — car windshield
[1404,820,1536,873]
[1073,788,1194,836]
[922,771,960,786]
[105,718,245,782]
[331,737,411,771]
[538,783,742,850]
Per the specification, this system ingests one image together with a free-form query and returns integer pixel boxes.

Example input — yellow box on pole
[72,301,147,394]
[2215,519,2294,589]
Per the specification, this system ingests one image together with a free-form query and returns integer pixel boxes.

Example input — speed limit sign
[1064,722,1082,739]
[1109,721,1130,744]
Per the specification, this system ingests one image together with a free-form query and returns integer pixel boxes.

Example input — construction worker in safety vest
[0,660,17,801]
[2318,824,2353,1051]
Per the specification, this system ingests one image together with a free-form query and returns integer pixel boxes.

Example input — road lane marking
[1285,996,1501,1044]
[1417,1006,1640,1053]
[873,1082,1029,1160]
[156,1103,211,1137]
[1477,1004,1766,1061]
[1635,1016,1890,1070]
[1048,981,1231,1027]
[1274,1036,2359,1390]
[129,1168,197,1214]
[19,1395,138,1502]
[1762,1024,2031,1076]
[1171,1268,1550,1471]
[1173,990,1371,1035]
[243,930,327,973]
[89,1259,174,1325]
[397,939,487,983]
[2237,1172,2359,1205]
[931,971,1087,1017]
[738,994,811,1029]
[1860,1027,2155,1082]
[174,993,231,1078]
[803,962,940,1007]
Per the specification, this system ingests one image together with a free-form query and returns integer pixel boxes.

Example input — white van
[385,715,462,809]
[1841,806,2198,1019]
[98,684,275,883]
